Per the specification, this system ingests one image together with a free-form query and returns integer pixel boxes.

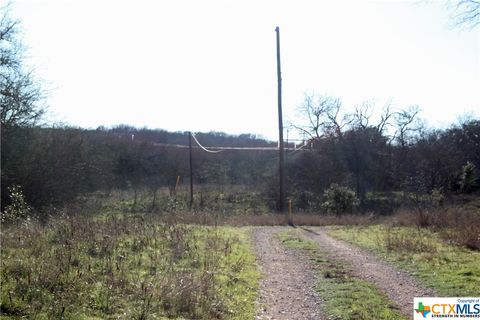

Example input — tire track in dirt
[302,226,436,317]
[252,227,324,320]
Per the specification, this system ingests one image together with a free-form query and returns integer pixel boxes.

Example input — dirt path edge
[302,226,436,317]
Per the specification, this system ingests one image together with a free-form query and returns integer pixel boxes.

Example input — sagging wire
[287,141,309,155]
[191,133,224,153]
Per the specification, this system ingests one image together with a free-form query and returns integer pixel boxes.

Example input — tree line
[1,126,278,211]
[2,112,478,214]
[285,94,479,212]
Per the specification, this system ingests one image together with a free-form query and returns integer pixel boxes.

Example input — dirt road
[253,226,435,319]
[252,227,324,320]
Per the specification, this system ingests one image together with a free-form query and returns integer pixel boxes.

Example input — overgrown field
[0,214,258,319]
[328,225,480,296]
[70,187,271,217]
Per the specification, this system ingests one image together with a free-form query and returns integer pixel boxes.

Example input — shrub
[1,185,31,224]
[322,184,359,215]
[459,162,477,193]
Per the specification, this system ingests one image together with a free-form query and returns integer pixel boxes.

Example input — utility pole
[275,26,286,215]
[189,131,194,208]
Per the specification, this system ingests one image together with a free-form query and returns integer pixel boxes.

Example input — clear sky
[12,0,480,140]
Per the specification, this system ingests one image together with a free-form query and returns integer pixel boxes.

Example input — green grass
[278,229,406,320]
[328,225,480,296]
[215,227,260,319]
[0,215,258,320]
[277,229,318,250]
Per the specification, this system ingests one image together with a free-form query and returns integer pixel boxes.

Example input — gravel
[252,227,325,320]
[304,226,436,317]
[252,226,436,318]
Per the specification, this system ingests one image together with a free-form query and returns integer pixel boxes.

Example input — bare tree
[0,5,46,128]
[449,0,480,28]
[293,93,329,140]
[293,92,350,142]
[393,105,421,148]
[351,101,374,130]
[351,100,393,134]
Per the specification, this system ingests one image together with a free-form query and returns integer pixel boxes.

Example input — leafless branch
[450,0,480,29]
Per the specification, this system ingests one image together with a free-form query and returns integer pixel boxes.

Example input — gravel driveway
[252,226,435,319]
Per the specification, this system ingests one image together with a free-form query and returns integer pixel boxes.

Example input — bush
[1,185,31,224]
[459,162,477,193]
[322,184,359,215]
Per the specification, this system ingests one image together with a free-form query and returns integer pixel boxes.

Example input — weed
[0,214,258,319]
[392,207,480,250]
[382,226,438,253]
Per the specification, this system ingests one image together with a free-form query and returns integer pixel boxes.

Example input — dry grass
[164,211,378,227]
[380,226,438,253]
[390,206,480,251]
[0,213,258,319]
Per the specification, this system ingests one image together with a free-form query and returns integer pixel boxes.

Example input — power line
[191,133,223,153]
[153,142,307,151]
